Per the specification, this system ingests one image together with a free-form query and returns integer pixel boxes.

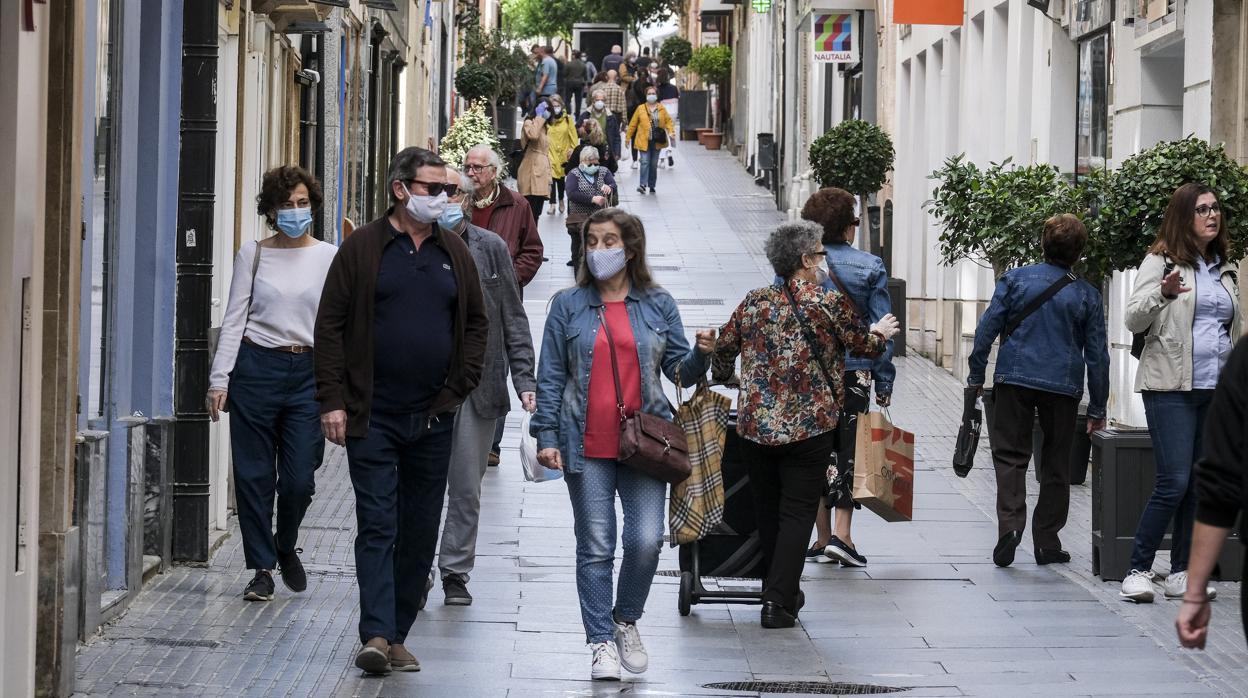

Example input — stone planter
[703,132,724,150]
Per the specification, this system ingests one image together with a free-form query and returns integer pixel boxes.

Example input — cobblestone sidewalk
[74,145,1243,697]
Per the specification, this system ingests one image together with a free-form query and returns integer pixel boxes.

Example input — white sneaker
[614,621,649,673]
[631,160,639,170]
[590,641,621,681]
[1120,569,1156,603]
[1162,571,1218,601]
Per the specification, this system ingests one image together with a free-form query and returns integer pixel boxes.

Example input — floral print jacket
[712,277,886,446]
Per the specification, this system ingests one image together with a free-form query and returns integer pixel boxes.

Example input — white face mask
[594,100,605,110]
[645,94,658,104]
[586,247,627,280]
[405,190,447,224]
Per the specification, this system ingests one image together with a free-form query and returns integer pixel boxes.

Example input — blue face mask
[438,204,466,231]
[580,164,600,176]
[275,207,313,238]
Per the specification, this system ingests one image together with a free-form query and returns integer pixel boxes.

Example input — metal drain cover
[703,681,911,695]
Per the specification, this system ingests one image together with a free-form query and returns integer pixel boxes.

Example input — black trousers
[524,195,545,222]
[989,383,1078,550]
[738,430,837,609]
[548,177,566,204]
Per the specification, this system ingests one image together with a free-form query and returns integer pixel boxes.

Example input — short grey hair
[387,147,445,201]
[579,146,600,164]
[465,144,504,177]
[591,89,606,99]
[765,221,824,278]
[446,166,475,198]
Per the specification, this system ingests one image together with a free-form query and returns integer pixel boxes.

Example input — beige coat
[518,117,552,198]
[1125,252,1242,392]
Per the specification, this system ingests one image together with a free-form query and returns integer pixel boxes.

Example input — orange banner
[894,0,964,26]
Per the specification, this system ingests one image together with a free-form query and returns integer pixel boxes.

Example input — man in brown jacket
[463,144,544,287]
[314,147,488,675]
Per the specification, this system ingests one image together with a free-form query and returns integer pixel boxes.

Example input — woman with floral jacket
[712,221,898,629]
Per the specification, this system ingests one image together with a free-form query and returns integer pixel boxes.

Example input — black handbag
[953,386,982,478]
[1130,256,1176,359]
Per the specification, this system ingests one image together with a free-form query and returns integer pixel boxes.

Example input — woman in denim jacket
[531,208,714,681]
[797,188,896,568]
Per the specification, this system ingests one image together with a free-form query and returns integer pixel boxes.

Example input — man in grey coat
[435,166,537,605]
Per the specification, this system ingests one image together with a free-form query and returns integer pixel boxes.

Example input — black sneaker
[443,574,473,606]
[243,570,275,601]
[804,542,825,560]
[825,536,868,567]
[418,573,434,610]
[636,186,646,195]
[277,548,307,593]
[648,187,656,194]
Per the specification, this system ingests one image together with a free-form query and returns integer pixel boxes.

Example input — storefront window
[1076,32,1109,176]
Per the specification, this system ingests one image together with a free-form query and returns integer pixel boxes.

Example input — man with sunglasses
[314,146,488,675]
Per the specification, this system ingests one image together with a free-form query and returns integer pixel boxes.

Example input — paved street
[74,146,1246,697]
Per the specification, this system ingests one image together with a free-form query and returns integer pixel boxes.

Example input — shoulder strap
[823,263,863,319]
[596,307,628,422]
[1002,270,1077,341]
[782,282,837,390]
[241,241,262,335]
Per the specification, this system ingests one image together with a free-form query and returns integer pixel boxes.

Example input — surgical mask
[586,247,627,280]
[405,190,447,224]
[437,204,465,231]
[594,100,605,110]
[580,164,600,177]
[275,207,313,238]
[645,94,658,104]
[552,106,563,116]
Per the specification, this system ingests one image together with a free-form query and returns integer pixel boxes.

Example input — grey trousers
[438,399,498,581]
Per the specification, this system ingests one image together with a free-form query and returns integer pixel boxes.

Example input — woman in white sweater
[206,166,338,602]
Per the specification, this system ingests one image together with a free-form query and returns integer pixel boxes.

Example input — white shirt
[208,239,338,390]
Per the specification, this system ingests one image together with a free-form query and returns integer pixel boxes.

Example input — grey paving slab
[72,146,1242,697]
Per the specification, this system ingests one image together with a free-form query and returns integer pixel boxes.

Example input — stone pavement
[74,145,1245,697]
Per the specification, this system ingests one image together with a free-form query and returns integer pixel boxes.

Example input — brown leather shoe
[389,643,421,672]
[355,637,391,674]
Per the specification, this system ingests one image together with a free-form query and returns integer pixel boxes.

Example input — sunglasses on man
[407,180,458,198]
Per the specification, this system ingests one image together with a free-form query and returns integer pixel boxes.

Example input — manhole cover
[142,638,221,649]
[703,681,911,695]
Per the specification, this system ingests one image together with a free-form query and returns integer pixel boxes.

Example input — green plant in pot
[454,63,495,106]
[659,36,692,68]
[439,102,502,171]
[687,45,732,133]
[809,119,894,196]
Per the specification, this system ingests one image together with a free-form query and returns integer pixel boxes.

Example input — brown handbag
[597,307,691,484]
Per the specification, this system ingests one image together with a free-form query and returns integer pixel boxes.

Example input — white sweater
[209,239,339,390]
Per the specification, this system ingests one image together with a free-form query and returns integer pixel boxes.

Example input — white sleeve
[208,241,259,390]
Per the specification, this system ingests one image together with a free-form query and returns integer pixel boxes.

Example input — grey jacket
[461,223,537,418]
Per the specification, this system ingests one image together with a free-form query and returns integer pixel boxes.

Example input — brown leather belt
[242,336,312,354]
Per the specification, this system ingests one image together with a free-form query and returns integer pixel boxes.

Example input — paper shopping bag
[669,381,732,546]
[852,410,915,522]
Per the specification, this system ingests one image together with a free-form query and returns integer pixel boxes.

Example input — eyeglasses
[806,250,827,257]
[1195,203,1222,218]
[408,180,457,197]
[464,163,495,173]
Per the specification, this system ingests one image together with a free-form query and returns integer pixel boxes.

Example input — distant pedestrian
[314,147,488,675]
[712,221,896,629]
[635,46,653,72]
[625,86,675,194]
[207,165,337,603]
[599,71,628,141]
[435,166,536,606]
[1121,183,1241,603]
[545,95,580,216]
[600,44,624,76]
[584,51,598,84]
[565,50,589,115]
[574,118,619,174]
[794,188,896,569]
[1176,336,1248,649]
[531,208,714,680]
[518,100,554,222]
[563,146,617,267]
[968,214,1109,568]
[579,89,622,164]
[534,45,558,98]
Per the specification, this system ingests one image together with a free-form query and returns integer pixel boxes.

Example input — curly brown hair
[256,166,323,230]
[801,187,857,244]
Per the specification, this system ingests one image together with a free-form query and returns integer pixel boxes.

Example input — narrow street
[73,146,1246,697]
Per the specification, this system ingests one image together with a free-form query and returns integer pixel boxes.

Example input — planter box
[696,128,712,145]
[886,278,906,357]
[703,132,724,150]
[1091,429,1242,582]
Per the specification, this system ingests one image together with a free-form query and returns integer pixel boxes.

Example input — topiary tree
[439,102,502,170]
[454,63,495,105]
[1092,137,1248,276]
[687,45,732,130]
[809,120,895,197]
[659,36,692,67]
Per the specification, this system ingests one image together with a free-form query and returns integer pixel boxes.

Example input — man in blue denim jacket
[967,214,1109,568]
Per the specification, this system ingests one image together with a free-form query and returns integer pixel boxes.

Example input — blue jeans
[565,458,666,643]
[227,342,323,570]
[346,409,456,644]
[638,147,660,190]
[1130,389,1215,573]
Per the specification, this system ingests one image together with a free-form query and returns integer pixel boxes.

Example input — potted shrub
[439,102,502,171]
[659,36,693,69]
[456,4,529,138]
[688,45,732,138]
[809,119,895,199]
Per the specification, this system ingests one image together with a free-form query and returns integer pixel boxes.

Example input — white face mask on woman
[586,248,627,280]
[594,100,606,111]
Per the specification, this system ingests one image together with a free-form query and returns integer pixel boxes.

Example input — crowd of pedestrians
[205,78,1248,678]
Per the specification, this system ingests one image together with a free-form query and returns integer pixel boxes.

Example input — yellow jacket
[547,114,580,179]
[626,104,675,152]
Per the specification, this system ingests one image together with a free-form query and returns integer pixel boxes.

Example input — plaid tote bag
[668,378,732,546]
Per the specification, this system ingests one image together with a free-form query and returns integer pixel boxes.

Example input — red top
[471,200,499,229]
[583,302,643,459]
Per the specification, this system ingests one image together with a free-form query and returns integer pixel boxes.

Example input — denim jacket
[772,242,896,394]
[531,283,710,474]
[968,262,1110,419]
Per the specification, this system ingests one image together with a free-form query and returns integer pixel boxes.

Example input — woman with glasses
[1121,183,1242,603]
[207,165,337,602]
[712,221,897,629]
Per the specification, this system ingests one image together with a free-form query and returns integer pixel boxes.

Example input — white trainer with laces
[590,641,621,681]
[1163,571,1218,601]
[614,621,649,674]
[1120,569,1156,603]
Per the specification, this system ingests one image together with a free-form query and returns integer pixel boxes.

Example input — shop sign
[894,0,963,26]
[813,13,855,64]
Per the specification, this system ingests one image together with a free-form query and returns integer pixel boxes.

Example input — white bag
[520,411,563,483]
